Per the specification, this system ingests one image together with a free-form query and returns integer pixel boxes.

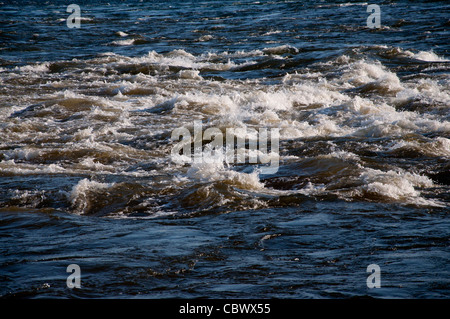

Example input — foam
[385,48,449,62]
[412,51,449,62]
[262,44,299,55]
[395,78,450,109]
[121,49,252,72]
[179,69,203,80]
[185,156,265,191]
[78,157,116,172]
[356,168,443,206]
[0,159,66,175]
[197,35,214,42]
[16,62,50,73]
[339,60,403,93]
[278,116,352,139]
[3,148,41,161]
[263,30,282,36]
[2,46,448,212]
[69,178,115,214]
[388,137,450,157]
[259,161,444,207]
[337,2,369,7]
[321,151,361,162]
[110,39,135,46]
[346,96,396,115]
[145,49,225,70]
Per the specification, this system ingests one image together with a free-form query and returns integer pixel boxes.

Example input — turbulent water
[0,0,449,298]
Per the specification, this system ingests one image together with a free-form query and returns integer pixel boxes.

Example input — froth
[357,168,443,206]
[69,179,115,214]
[186,160,265,191]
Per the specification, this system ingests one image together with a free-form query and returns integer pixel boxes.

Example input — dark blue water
[0,0,449,298]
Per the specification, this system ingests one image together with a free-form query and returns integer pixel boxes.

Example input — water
[0,0,449,299]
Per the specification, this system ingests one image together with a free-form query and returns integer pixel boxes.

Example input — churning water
[0,0,449,298]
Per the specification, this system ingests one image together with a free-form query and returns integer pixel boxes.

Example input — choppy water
[0,0,449,298]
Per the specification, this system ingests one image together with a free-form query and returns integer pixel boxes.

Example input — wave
[1,45,448,215]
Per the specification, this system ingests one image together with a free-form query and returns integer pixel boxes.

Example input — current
[0,0,449,298]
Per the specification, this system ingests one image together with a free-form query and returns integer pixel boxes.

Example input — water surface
[0,0,449,298]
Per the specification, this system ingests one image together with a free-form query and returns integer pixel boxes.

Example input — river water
[0,0,449,298]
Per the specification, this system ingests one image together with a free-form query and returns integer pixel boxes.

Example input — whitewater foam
[357,168,443,206]
[69,178,116,214]
[186,160,265,191]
